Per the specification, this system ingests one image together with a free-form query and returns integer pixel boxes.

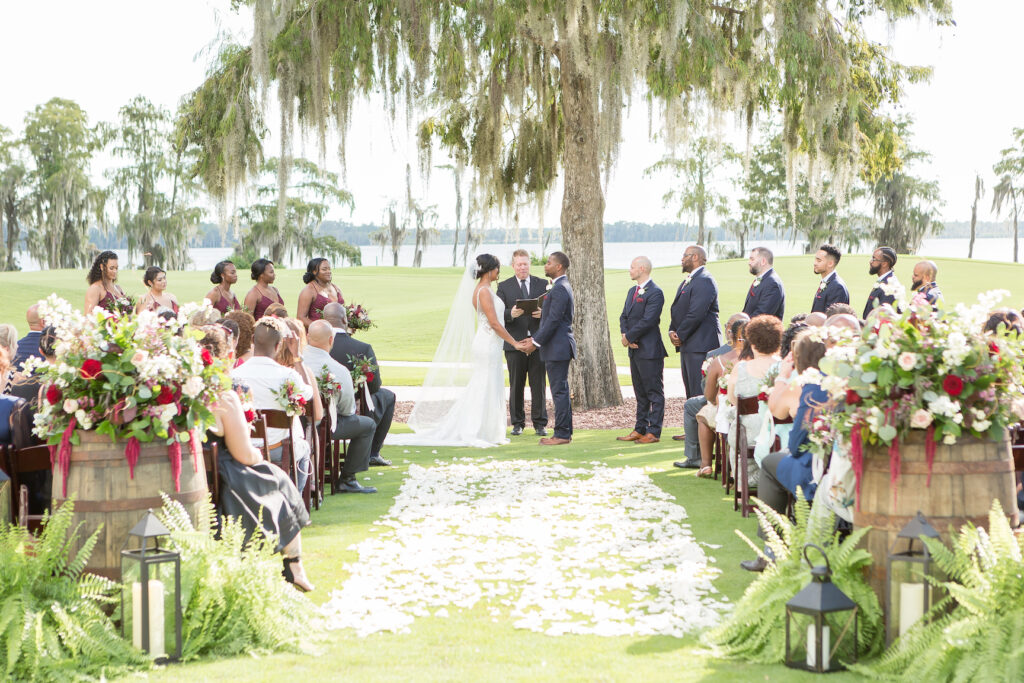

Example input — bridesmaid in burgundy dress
[297,257,344,329]
[136,266,180,314]
[84,251,131,315]
[205,260,241,314]
[243,258,285,320]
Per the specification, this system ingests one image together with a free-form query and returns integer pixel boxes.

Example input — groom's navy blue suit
[532,275,576,440]
[620,281,668,437]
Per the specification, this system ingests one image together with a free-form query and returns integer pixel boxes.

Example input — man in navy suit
[863,246,900,319]
[668,245,722,401]
[527,251,576,446]
[616,256,668,444]
[742,247,786,320]
[496,249,550,436]
[810,244,850,313]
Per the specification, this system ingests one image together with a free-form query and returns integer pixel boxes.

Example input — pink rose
[910,409,933,429]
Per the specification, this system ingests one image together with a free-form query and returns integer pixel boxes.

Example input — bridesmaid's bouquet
[345,303,375,332]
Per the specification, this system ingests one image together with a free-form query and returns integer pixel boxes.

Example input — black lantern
[886,511,941,644]
[120,509,182,662]
[785,543,859,673]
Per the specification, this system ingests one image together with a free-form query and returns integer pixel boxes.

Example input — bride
[387,254,530,447]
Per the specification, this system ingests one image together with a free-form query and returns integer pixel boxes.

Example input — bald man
[618,256,668,443]
[13,304,44,369]
[668,245,722,400]
[303,320,378,493]
[911,260,942,310]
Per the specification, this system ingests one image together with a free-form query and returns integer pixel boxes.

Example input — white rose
[974,419,991,432]
[75,409,87,423]
[897,352,917,371]
[942,433,957,445]
[909,409,933,429]
[182,376,204,399]
[63,398,80,414]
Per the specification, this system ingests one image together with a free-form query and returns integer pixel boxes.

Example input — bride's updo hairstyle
[474,253,499,279]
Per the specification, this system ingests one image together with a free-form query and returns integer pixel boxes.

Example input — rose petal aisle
[320,459,729,637]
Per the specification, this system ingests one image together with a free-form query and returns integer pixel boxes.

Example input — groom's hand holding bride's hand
[516,339,535,354]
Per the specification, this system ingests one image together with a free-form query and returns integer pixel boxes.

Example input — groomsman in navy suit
[810,244,850,313]
[617,256,668,444]
[863,246,899,318]
[529,251,577,446]
[742,247,786,320]
[668,245,721,401]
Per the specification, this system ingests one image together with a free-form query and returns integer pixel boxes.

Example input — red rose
[156,385,176,405]
[845,389,862,405]
[297,396,307,407]
[45,384,62,405]
[719,387,727,395]
[989,341,1001,356]
[942,375,964,397]
[366,372,375,383]
[201,348,213,366]
[757,392,768,402]
[244,409,256,423]
[80,359,103,380]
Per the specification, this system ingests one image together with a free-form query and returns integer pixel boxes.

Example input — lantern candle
[132,579,166,657]
[806,623,831,669]
[899,582,926,636]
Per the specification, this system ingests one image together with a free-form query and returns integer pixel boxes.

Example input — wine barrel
[854,430,1019,600]
[52,430,208,580]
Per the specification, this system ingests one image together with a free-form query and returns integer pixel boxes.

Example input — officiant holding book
[497,249,549,436]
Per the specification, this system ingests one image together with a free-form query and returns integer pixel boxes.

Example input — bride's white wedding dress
[386,285,509,448]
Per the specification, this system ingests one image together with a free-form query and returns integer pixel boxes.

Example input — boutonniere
[752,276,763,287]
[817,280,827,293]
[681,275,692,287]
[546,283,553,291]
[636,286,646,296]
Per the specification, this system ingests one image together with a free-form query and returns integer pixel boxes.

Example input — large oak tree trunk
[559,53,621,410]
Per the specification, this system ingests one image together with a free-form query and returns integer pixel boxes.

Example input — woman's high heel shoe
[282,557,314,593]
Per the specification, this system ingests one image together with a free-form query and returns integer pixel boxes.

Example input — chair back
[9,444,52,530]
[255,409,296,485]
[250,415,270,461]
[202,440,220,508]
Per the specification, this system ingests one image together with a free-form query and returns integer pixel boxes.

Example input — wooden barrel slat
[854,431,1018,602]
[52,431,208,580]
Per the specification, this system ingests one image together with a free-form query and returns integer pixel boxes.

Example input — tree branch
[519,25,559,59]
[709,4,743,16]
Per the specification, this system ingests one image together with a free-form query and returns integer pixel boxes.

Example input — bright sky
[2,1,1021,230]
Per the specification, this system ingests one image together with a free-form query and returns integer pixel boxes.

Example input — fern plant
[156,494,323,660]
[859,500,1024,682]
[0,499,149,682]
[701,492,884,663]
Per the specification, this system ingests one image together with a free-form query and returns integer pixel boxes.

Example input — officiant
[497,249,549,437]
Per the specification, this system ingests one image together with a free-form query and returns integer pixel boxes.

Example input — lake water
[14,237,1024,272]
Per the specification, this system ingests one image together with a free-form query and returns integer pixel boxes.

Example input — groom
[523,251,576,445]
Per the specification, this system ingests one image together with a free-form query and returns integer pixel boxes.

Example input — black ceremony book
[514,294,545,314]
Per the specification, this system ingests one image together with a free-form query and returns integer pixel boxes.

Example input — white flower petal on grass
[319,460,728,637]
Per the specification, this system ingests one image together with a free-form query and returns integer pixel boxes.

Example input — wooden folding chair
[250,415,271,462]
[202,440,220,509]
[734,396,760,517]
[258,409,296,486]
[9,444,52,532]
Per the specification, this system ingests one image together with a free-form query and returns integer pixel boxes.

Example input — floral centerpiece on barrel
[26,294,230,496]
[813,290,1024,498]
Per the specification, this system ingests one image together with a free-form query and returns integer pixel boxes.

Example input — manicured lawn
[131,430,865,682]
[3,254,1023,371]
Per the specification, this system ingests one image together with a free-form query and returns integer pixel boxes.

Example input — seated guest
[323,302,396,467]
[985,309,1024,335]
[742,331,827,572]
[217,318,240,357]
[198,326,314,592]
[264,303,289,318]
[0,348,20,445]
[804,312,827,327]
[231,318,315,494]
[697,317,750,473]
[0,324,17,394]
[303,321,378,492]
[13,304,43,370]
[225,310,256,367]
[725,315,783,487]
[673,312,747,471]
[275,317,325,495]
[824,302,857,319]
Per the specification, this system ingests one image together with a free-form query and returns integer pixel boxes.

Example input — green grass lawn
[130,431,865,682]
[3,253,1023,371]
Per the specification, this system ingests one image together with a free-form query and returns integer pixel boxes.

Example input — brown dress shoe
[539,437,572,446]
[635,433,660,444]
[616,430,643,442]
[671,434,687,441]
